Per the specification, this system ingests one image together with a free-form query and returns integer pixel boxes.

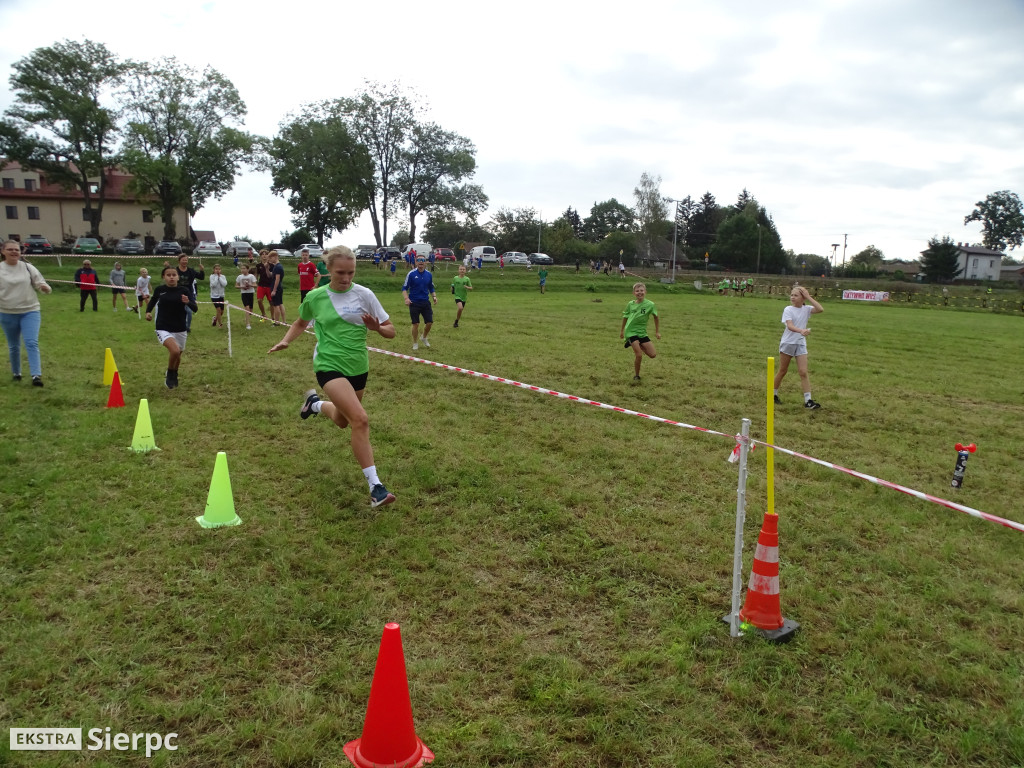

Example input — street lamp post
[665,197,681,284]
[756,223,762,275]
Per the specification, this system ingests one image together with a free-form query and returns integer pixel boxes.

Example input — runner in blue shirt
[401,255,437,351]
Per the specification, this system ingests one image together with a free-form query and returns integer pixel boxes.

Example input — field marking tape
[368,346,1023,534]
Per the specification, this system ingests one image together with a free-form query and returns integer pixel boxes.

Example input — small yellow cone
[196,452,242,528]
[129,398,160,453]
[103,348,118,387]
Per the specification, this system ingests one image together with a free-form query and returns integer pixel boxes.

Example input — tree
[633,172,668,261]
[562,207,583,239]
[920,235,963,282]
[0,39,128,238]
[582,199,635,243]
[121,58,253,240]
[964,190,1024,252]
[422,213,490,248]
[279,228,314,252]
[489,206,541,253]
[337,81,421,248]
[711,197,786,273]
[263,107,371,246]
[392,121,485,241]
[850,245,885,268]
[685,192,722,253]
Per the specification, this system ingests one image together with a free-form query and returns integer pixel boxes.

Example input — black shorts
[455,298,466,307]
[212,298,225,309]
[112,287,126,294]
[300,289,311,302]
[271,290,284,307]
[625,335,651,348]
[316,370,368,393]
[241,293,254,308]
[409,300,433,324]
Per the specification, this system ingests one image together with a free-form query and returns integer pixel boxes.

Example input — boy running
[619,282,660,381]
[450,265,473,327]
[145,266,198,389]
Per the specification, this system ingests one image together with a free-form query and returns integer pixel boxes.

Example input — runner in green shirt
[269,246,398,508]
[538,268,548,294]
[450,265,473,328]
[619,281,661,382]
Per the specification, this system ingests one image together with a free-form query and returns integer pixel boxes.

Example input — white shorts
[156,330,187,351]
[779,339,807,357]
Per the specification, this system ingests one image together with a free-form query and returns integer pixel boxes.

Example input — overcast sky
[2,0,1022,263]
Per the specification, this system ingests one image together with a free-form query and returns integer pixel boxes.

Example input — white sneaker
[412,342,419,351]
[423,337,430,347]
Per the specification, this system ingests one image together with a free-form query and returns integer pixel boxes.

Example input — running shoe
[31,376,42,387]
[423,337,430,347]
[804,399,821,410]
[300,389,319,420]
[412,342,419,351]
[774,394,782,405]
[370,484,396,508]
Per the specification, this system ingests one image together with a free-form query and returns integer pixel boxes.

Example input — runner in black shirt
[145,266,198,389]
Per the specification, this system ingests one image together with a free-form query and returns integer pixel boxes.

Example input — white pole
[729,418,751,637]
[226,303,232,358]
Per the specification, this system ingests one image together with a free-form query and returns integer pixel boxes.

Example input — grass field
[2,260,1023,767]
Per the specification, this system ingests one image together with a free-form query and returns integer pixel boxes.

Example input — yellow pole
[767,356,775,516]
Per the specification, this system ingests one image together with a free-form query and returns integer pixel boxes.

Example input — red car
[434,248,456,262]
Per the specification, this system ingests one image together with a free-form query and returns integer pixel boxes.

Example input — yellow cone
[196,452,242,528]
[129,398,160,453]
[103,348,118,387]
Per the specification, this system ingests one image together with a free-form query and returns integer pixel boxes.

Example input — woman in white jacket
[0,240,51,386]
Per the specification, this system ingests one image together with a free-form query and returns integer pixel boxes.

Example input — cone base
[129,444,161,454]
[343,737,434,768]
[195,514,242,529]
[722,614,800,643]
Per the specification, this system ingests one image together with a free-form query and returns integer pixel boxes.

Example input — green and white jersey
[298,283,389,376]
[451,276,472,302]
[622,298,657,338]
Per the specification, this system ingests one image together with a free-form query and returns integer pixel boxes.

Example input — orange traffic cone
[738,513,799,642]
[344,623,434,768]
[106,371,126,408]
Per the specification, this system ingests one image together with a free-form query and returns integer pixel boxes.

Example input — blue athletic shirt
[402,269,435,302]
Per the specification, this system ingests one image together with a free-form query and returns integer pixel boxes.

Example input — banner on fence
[842,290,889,302]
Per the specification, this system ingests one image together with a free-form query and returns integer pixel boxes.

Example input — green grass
[2,262,1023,767]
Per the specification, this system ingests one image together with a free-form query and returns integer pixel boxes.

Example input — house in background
[0,160,188,249]
[949,243,1003,281]
[877,259,921,279]
[1000,264,1024,286]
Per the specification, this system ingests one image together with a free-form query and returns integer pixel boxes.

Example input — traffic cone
[103,347,118,386]
[129,399,160,453]
[738,513,799,642]
[195,452,242,528]
[106,371,125,408]
[344,623,434,768]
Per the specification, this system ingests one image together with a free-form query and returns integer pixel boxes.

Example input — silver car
[297,243,324,259]
[194,241,223,256]
[502,251,531,265]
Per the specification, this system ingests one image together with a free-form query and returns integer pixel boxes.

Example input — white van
[469,245,497,263]
[401,243,432,260]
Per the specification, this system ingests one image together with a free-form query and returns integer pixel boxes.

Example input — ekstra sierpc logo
[10,727,178,757]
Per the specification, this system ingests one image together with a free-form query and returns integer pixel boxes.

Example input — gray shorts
[156,330,188,351]
[779,339,807,357]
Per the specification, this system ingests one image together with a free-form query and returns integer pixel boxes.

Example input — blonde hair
[633,282,646,291]
[139,268,148,276]
[325,246,356,268]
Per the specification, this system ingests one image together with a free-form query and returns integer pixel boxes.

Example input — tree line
[3,40,1021,277]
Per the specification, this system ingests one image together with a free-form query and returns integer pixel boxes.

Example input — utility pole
[841,234,848,269]
[831,244,840,273]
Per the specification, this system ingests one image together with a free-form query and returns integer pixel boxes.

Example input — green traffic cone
[129,398,160,453]
[196,451,242,528]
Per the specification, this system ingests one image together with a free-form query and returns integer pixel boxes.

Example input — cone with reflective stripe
[103,347,118,386]
[739,513,799,642]
[344,623,434,768]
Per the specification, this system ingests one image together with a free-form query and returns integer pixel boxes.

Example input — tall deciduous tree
[263,107,371,246]
[633,172,668,261]
[0,39,127,239]
[920,235,963,282]
[489,206,541,253]
[120,58,253,240]
[392,121,485,241]
[582,199,635,243]
[850,245,885,267]
[964,190,1024,252]
[337,81,421,248]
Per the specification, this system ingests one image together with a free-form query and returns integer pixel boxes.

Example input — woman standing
[0,240,51,386]
[268,246,397,508]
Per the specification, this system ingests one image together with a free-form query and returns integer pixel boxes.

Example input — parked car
[228,240,254,258]
[401,242,433,261]
[355,247,375,259]
[469,245,497,263]
[154,240,183,256]
[115,238,145,255]
[272,248,293,259]
[194,241,223,257]
[72,237,102,255]
[434,248,456,261]
[502,251,531,265]
[22,236,53,254]
[377,246,401,260]
[297,243,324,259]
[529,252,554,265]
